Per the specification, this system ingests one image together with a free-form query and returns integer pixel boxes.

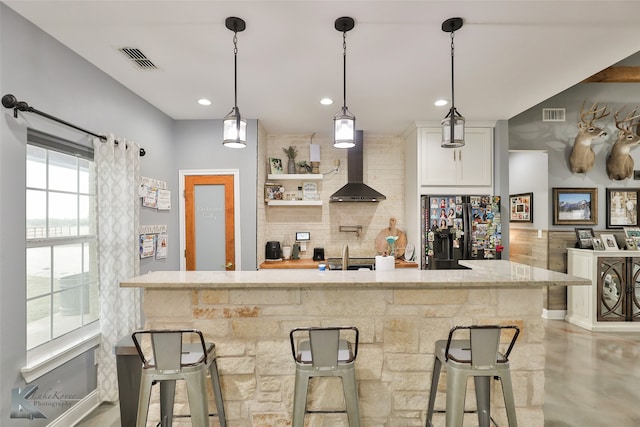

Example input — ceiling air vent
[118,47,158,70]
[542,108,566,122]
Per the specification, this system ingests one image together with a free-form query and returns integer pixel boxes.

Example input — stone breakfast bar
[120,260,589,426]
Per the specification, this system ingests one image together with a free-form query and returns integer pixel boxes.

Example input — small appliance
[313,247,325,261]
[265,241,282,260]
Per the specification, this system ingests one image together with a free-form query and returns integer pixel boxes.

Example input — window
[26,131,98,351]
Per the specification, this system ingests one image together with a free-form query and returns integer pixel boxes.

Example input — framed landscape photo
[509,192,533,223]
[606,188,640,228]
[553,188,597,225]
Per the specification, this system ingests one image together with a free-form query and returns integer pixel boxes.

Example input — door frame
[179,169,241,271]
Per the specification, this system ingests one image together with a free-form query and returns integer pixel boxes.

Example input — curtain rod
[1,94,146,157]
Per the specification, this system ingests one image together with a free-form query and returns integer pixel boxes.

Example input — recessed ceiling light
[198,98,212,106]
[320,97,333,106]
[434,99,449,107]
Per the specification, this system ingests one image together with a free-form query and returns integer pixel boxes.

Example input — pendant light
[223,17,247,148]
[333,17,356,149]
[441,17,465,148]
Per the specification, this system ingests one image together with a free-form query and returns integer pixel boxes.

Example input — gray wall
[0,4,257,425]
[509,60,640,231]
[173,119,258,271]
[494,120,510,258]
[509,151,549,231]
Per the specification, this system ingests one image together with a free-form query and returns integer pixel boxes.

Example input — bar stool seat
[426,325,520,427]
[290,326,361,426]
[132,329,227,427]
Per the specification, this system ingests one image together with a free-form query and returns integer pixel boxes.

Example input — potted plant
[296,160,312,174]
[282,145,298,174]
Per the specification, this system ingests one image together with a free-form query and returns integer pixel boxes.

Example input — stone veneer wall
[260,134,405,264]
[142,286,545,426]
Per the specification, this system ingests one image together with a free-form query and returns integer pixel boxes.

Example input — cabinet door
[457,128,493,186]
[419,127,493,187]
[597,257,626,321]
[630,258,640,321]
[419,128,457,186]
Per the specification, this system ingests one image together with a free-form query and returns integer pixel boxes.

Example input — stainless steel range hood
[329,130,386,202]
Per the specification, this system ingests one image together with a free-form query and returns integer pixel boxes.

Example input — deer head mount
[606,108,640,180]
[569,101,610,173]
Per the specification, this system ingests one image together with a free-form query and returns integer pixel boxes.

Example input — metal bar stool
[290,326,360,426]
[426,325,520,427]
[131,329,227,427]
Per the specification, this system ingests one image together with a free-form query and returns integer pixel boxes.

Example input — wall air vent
[542,108,566,122]
[118,47,158,70]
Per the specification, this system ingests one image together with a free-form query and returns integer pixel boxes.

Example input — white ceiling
[5,1,640,136]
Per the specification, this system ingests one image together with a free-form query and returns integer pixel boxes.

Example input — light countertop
[121,260,589,290]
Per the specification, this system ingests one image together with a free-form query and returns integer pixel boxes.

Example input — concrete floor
[77,319,640,426]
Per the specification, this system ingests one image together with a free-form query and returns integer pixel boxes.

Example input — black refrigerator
[420,195,502,268]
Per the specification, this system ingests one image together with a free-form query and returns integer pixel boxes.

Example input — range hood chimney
[329,130,386,202]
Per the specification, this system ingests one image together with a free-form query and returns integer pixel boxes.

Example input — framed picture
[509,192,533,222]
[624,227,640,238]
[606,188,640,228]
[574,227,595,249]
[264,183,283,201]
[269,158,283,174]
[600,233,619,250]
[302,181,318,200]
[553,188,597,225]
[592,237,605,251]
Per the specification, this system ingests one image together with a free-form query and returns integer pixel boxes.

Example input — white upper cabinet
[419,127,493,188]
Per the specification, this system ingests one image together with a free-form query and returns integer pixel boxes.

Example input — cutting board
[375,217,407,258]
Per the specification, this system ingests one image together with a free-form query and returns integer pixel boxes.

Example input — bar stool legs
[290,326,361,427]
[425,325,520,427]
[426,356,442,427]
[342,367,361,426]
[132,330,227,427]
[292,368,361,427]
[209,358,228,426]
[292,369,311,425]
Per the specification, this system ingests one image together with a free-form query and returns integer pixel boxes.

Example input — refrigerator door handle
[463,203,472,259]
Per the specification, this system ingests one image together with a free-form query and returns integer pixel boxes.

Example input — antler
[580,101,610,125]
[614,107,640,132]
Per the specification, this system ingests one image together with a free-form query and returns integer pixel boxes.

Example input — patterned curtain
[93,135,141,402]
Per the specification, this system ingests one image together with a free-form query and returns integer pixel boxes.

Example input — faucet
[342,244,349,270]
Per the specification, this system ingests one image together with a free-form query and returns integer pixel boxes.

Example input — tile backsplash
[258,132,406,263]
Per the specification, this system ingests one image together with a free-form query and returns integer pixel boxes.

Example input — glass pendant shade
[441,108,465,148]
[223,107,247,148]
[223,17,247,149]
[334,106,356,148]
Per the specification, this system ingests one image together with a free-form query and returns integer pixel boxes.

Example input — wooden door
[184,175,235,270]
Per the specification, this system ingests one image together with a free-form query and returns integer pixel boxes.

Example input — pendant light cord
[449,29,455,143]
[233,31,239,110]
[450,30,455,112]
[342,31,347,109]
